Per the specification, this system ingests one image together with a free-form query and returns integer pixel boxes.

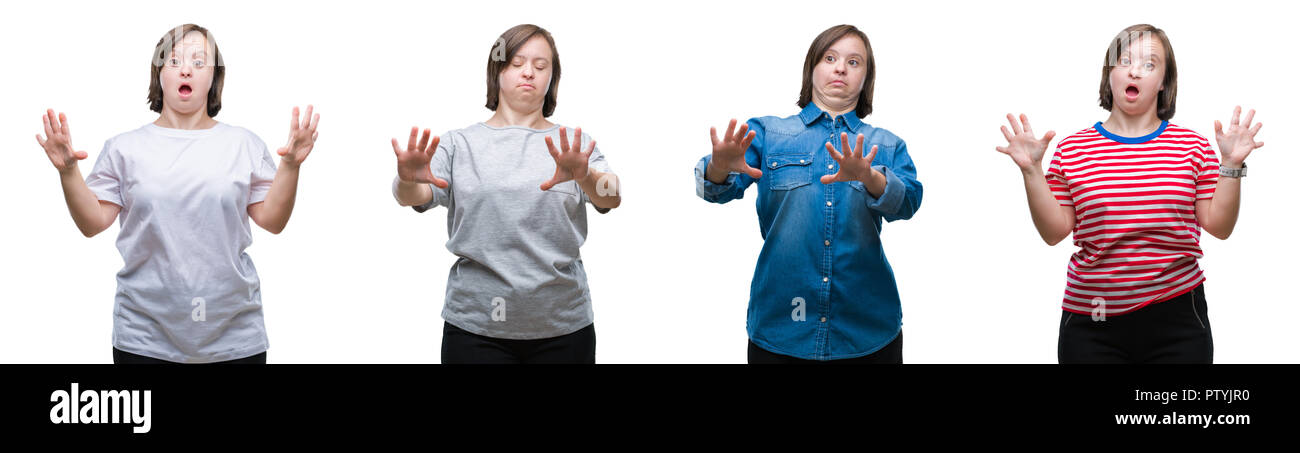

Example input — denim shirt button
[822,277,829,282]
[770,162,777,169]
[825,201,832,207]
[820,317,827,323]
[824,240,830,246]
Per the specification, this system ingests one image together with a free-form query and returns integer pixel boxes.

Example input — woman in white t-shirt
[35,24,320,364]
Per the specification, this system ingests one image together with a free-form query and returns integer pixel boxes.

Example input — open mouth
[178,83,193,97]
[1124,84,1139,101]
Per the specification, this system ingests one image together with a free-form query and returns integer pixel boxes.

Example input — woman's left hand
[541,126,594,191]
[821,132,879,185]
[1214,106,1263,168]
[278,105,320,168]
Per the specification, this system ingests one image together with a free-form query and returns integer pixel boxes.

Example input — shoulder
[748,114,798,135]
[1162,123,1211,145]
[858,123,905,148]
[1057,125,1104,150]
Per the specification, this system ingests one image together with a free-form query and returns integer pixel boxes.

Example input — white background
[1,0,1294,363]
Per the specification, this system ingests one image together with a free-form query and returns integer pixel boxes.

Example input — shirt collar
[799,102,865,131]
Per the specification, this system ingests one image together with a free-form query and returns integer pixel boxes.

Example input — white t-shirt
[85,122,277,363]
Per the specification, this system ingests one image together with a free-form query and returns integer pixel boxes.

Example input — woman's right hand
[36,109,88,175]
[996,113,1056,173]
[392,126,449,189]
[708,118,762,180]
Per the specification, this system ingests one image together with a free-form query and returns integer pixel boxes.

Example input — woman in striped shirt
[995,24,1264,363]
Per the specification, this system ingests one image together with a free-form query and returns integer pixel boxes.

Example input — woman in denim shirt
[694,24,922,363]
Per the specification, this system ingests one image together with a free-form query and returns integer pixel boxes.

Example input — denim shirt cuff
[695,155,737,198]
[864,165,904,214]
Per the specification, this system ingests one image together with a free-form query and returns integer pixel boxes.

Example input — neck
[155,106,216,130]
[813,97,855,118]
[1102,108,1162,137]
[486,101,551,129]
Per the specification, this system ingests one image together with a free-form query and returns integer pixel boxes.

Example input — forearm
[1021,166,1072,245]
[860,168,888,198]
[1203,177,1242,239]
[59,167,111,237]
[704,158,731,185]
[578,169,621,210]
[256,162,301,234]
[394,178,433,207]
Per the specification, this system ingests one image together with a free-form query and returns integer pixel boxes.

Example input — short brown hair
[1099,24,1177,121]
[486,24,561,117]
[798,24,875,118]
[148,24,225,118]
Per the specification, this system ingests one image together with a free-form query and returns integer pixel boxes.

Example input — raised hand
[1214,106,1264,168]
[820,132,877,184]
[392,127,449,189]
[541,126,594,191]
[36,109,89,174]
[996,113,1056,172]
[277,105,320,167]
[709,119,761,179]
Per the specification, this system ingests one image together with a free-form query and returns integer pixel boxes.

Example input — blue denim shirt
[694,103,922,360]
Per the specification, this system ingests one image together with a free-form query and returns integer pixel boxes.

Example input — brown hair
[486,24,561,117]
[798,24,875,118]
[1099,24,1177,121]
[147,24,225,118]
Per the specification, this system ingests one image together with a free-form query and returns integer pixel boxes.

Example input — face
[158,31,215,116]
[1108,33,1166,117]
[497,35,553,111]
[811,35,869,112]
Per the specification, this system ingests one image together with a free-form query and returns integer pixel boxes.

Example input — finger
[35,134,46,147]
[545,136,560,158]
[291,107,301,132]
[59,112,70,137]
[277,146,289,156]
[1241,109,1255,129]
[312,131,319,142]
[854,134,865,158]
[540,178,557,191]
[734,123,749,143]
[392,138,402,156]
[426,135,441,155]
[417,128,430,154]
[584,139,596,158]
[42,114,54,140]
[743,165,763,179]
[407,127,418,152]
[309,112,320,132]
[46,109,59,136]
[558,127,570,153]
[723,119,737,144]
[1000,126,1014,143]
[995,146,1010,155]
[1249,122,1262,136]
[572,127,583,153]
[1230,105,1241,127]
[840,132,851,158]
[710,127,720,147]
[739,130,756,150]
[1041,130,1056,146]
[1254,141,1264,149]
[825,142,844,161]
[74,150,88,160]
[819,173,838,184]
[1214,120,1223,136]
[432,176,449,189]
[302,105,314,130]
[864,144,878,163]
[1020,114,1034,136]
[1006,113,1023,135]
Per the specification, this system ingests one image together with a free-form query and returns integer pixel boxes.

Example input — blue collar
[799,102,865,131]
[1094,120,1168,144]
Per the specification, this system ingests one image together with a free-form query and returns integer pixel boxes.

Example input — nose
[179,60,193,77]
[834,58,847,74]
[1126,62,1141,79]
[521,65,534,79]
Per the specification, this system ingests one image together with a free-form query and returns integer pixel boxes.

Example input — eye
[193,59,205,68]
[825,55,835,63]
[848,59,859,67]
[168,57,180,67]
[1143,62,1155,70]
[1119,56,1131,66]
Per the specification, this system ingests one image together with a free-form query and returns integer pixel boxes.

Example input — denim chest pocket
[765,154,814,190]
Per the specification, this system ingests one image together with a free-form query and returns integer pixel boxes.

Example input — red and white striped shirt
[1046,121,1220,316]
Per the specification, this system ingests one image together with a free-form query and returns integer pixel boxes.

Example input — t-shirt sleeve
[410,132,456,213]
[84,139,124,207]
[1045,146,1074,207]
[1196,137,1221,201]
[248,135,278,205]
[581,133,614,207]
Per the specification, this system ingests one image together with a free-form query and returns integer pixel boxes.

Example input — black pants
[112,348,267,364]
[747,331,903,364]
[441,322,596,364]
[1058,284,1213,364]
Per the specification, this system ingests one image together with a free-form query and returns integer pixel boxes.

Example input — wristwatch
[1219,162,1247,178]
